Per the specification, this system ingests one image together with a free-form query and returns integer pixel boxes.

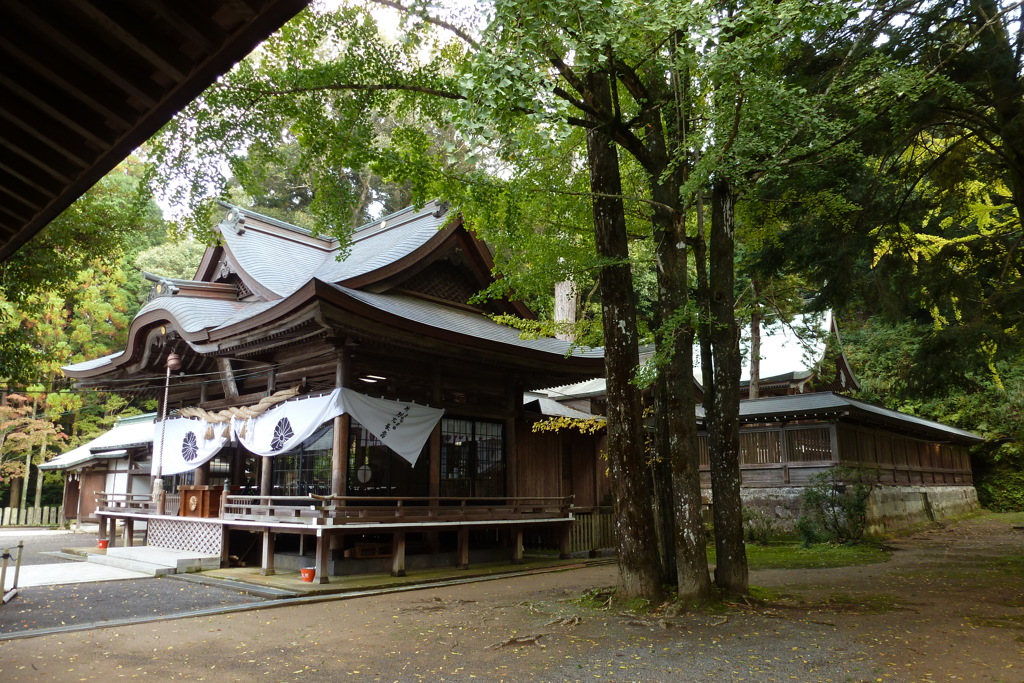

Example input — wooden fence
[569,507,615,554]
[0,506,63,526]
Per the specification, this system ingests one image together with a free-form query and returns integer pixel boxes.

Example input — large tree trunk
[694,197,715,399]
[652,384,677,585]
[586,71,662,601]
[708,178,748,595]
[651,203,711,600]
[634,55,713,601]
[659,220,713,601]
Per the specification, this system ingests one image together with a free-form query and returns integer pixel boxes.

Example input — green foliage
[797,466,875,545]
[742,542,889,570]
[741,506,779,545]
[0,162,166,382]
[134,240,208,281]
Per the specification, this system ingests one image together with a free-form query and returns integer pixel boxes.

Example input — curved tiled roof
[314,204,451,284]
[64,201,604,378]
[332,285,603,360]
[138,296,259,335]
[220,202,451,297]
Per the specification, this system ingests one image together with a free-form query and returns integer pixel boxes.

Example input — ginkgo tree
[148,0,902,600]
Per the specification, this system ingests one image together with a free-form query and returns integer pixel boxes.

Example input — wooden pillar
[107,519,117,547]
[332,348,351,497]
[315,531,330,584]
[74,473,84,532]
[506,376,520,497]
[425,360,442,552]
[456,527,469,569]
[98,515,107,542]
[428,423,441,498]
[230,448,244,487]
[194,461,210,486]
[260,455,273,498]
[506,417,517,497]
[220,527,231,568]
[559,523,571,559]
[261,529,276,576]
[780,424,791,485]
[391,531,406,577]
[123,519,134,547]
[511,528,523,564]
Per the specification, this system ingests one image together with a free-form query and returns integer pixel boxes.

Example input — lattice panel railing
[148,518,222,555]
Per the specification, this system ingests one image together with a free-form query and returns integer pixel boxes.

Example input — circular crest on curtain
[182,432,199,462]
[271,418,294,451]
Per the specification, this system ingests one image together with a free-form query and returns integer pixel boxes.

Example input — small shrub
[798,466,876,544]
[742,506,778,545]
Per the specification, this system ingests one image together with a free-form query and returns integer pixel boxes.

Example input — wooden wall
[514,422,606,507]
[836,423,973,486]
[698,420,974,488]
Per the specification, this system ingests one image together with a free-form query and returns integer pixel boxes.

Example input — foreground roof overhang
[0,0,310,261]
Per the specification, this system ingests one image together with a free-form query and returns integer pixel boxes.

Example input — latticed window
[271,422,333,496]
[740,431,783,465]
[440,418,504,497]
[786,428,833,462]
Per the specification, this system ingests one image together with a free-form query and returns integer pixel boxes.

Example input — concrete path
[1,525,150,590]
[2,561,149,590]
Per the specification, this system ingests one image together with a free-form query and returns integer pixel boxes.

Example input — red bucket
[97,539,109,550]
[300,567,315,582]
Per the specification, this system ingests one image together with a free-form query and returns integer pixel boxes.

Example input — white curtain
[153,388,445,474]
[340,388,444,465]
[234,389,345,457]
[153,417,231,476]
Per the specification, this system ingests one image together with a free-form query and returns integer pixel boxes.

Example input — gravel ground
[0,576,265,634]
[0,527,266,635]
[0,515,1021,682]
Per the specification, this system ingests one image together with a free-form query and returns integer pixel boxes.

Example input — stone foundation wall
[715,485,980,536]
[865,486,979,535]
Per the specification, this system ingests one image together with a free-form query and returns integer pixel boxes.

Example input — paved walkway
[2,561,149,590]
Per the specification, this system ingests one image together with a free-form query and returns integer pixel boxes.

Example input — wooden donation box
[178,485,224,518]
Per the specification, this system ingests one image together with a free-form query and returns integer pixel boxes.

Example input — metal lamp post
[153,352,182,514]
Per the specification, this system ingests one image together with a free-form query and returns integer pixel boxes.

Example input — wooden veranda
[94,492,579,584]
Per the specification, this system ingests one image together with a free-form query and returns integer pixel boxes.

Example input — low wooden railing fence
[224,494,575,525]
[0,506,62,526]
[95,492,575,526]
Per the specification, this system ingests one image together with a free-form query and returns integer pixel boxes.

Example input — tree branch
[227,82,469,101]
[368,0,480,50]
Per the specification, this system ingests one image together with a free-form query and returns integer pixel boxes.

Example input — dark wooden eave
[66,277,604,389]
[0,0,310,261]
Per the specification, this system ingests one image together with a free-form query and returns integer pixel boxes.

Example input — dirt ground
[0,513,1022,682]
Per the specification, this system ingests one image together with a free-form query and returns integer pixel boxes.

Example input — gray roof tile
[222,202,449,297]
[333,285,603,359]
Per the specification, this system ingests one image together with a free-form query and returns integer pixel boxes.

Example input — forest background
[0,0,1022,587]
